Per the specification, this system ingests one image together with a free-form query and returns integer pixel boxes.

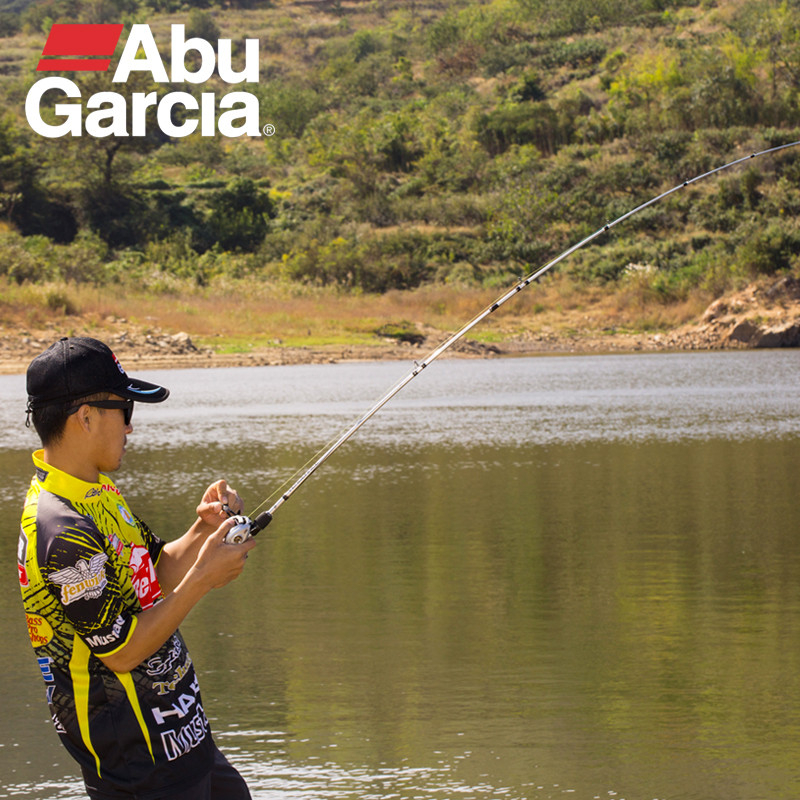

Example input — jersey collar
[31,449,116,505]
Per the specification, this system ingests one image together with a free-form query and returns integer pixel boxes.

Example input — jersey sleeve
[40,503,136,658]
[135,514,166,566]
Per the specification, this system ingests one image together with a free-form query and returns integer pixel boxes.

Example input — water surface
[2,351,799,800]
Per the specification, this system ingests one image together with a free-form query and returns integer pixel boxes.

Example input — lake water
[1,350,800,800]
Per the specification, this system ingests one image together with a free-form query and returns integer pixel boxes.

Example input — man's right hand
[99,519,257,674]
[193,518,258,590]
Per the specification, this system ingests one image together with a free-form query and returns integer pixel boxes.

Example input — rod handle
[251,511,273,534]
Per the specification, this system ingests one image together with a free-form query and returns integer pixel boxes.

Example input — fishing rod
[223,138,800,544]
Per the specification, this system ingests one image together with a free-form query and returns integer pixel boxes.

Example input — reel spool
[224,515,255,544]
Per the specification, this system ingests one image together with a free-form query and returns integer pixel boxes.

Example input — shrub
[0,12,21,36]
[44,288,78,315]
[185,9,220,41]
[540,38,607,70]
[736,222,800,277]
[255,83,324,139]
[351,30,382,62]
[426,13,461,54]
[0,233,53,284]
[80,184,151,249]
[59,231,109,284]
[282,231,436,292]
[374,320,424,344]
[476,103,567,156]
[195,179,275,253]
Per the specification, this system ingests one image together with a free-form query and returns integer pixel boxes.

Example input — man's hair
[30,392,111,447]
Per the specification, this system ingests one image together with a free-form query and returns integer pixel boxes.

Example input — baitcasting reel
[222,506,273,544]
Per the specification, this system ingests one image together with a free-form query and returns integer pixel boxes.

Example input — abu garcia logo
[25,23,266,139]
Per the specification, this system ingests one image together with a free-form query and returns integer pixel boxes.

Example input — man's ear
[68,404,92,433]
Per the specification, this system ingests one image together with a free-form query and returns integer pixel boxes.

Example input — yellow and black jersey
[18,451,215,798]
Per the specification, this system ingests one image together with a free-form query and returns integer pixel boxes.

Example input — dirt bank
[2,276,799,376]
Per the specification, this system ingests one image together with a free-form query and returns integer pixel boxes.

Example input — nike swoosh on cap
[127,385,163,394]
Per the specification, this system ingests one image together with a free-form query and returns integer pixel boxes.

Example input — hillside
[1,0,799,360]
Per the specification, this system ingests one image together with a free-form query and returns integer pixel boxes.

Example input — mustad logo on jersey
[26,23,264,139]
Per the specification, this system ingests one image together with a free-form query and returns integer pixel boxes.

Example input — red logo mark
[129,545,162,610]
[37,23,123,72]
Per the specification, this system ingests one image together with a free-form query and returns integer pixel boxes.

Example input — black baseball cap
[26,337,169,410]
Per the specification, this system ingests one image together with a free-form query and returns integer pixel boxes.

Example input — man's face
[87,394,134,474]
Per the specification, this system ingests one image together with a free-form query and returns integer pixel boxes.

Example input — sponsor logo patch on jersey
[26,613,54,647]
[145,637,182,678]
[85,614,126,649]
[117,503,136,527]
[49,553,108,604]
[107,531,125,556]
[130,544,161,609]
[18,530,29,586]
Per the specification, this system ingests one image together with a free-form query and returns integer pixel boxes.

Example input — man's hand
[100,518,257,673]
[193,518,258,590]
[196,479,244,531]
[157,479,247,595]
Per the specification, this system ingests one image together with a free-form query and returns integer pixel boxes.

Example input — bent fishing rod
[223,138,800,544]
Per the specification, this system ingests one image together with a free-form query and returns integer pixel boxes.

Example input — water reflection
[2,352,800,800]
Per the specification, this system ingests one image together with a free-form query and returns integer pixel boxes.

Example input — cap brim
[113,377,170,403]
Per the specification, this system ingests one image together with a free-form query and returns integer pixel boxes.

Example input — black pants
[84,746,251,800]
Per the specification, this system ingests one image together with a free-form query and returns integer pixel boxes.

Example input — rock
[728,318,800,348]
[171,332,197,352]
[752,322,800,348]
[728,320,759,344]
[765,276,800,302]
[702,298,728,322]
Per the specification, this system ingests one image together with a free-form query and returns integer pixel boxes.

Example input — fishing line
[224,138,800,543]
[249,427,355,516]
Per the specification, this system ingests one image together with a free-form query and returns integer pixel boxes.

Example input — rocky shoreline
[2,277,799,376]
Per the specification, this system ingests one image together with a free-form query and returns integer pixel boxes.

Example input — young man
[18,336,258,799]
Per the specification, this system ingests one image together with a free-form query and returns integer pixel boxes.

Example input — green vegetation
[374,320,424,344]
[1,0,799,335]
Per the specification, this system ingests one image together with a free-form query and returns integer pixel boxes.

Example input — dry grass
[0,274,714,352]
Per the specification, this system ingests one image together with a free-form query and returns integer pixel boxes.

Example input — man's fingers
[209,479,244,514]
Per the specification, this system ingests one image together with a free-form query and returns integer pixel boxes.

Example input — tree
[36,71,169,246]
[0,115,76,242]
[195,178,275,252]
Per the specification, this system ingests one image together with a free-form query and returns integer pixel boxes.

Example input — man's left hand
[196,479,244,531]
